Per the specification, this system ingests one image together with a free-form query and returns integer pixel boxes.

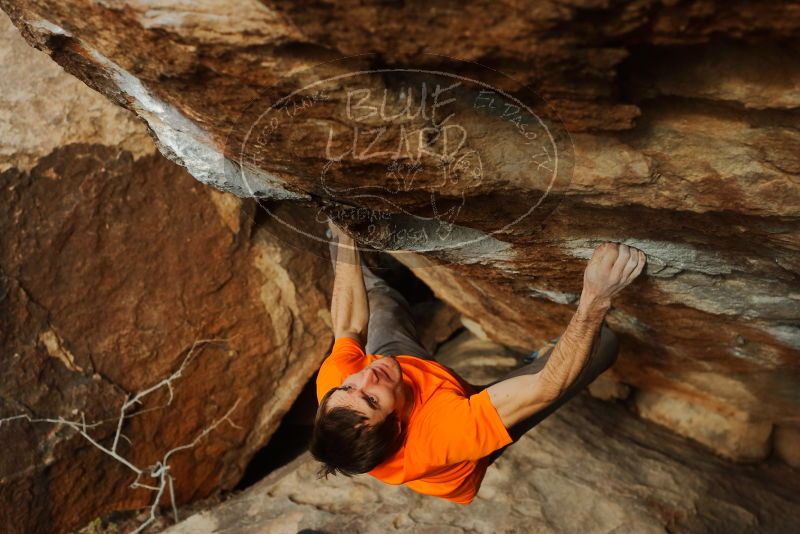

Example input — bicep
[486,373,557,429]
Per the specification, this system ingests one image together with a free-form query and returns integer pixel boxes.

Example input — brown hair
[309,387,405,477]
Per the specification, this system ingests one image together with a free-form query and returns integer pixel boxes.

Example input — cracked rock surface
[0,14,334,534]
[1,1,799,532]
[1,1,797,463]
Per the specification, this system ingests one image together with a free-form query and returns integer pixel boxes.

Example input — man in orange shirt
[310,222,646,504]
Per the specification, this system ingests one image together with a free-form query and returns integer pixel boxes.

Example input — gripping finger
[610,243,631,278]
[625,250,647,283]
[621,247,640,280]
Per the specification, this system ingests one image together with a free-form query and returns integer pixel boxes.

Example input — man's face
[325,356,406,425]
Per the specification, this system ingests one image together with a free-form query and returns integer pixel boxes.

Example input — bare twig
[0,338,242,533]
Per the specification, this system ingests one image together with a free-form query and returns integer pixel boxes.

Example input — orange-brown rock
[0,1,798,527]
[0,15,333,534]
[0,149,335,533]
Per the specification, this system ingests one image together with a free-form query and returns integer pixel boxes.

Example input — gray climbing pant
[328,239,619,465]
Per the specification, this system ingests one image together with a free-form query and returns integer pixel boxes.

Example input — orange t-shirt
[316,336,513,504]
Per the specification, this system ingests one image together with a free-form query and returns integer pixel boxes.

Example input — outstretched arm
[488,242,646,429]
[329,222,370,346]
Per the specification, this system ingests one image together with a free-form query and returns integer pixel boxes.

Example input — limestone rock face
[0,12,154,172]
[2,0,797,464]
[1,0,799,526]
[0,15,333,534]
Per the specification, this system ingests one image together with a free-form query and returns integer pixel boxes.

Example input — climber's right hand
[581,242,646,308]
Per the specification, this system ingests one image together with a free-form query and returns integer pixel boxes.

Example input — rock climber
[310,221,646,504]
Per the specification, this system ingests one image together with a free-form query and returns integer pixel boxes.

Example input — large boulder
[0,14,333,534]
[1,3,796,465]
[1,1,798,529]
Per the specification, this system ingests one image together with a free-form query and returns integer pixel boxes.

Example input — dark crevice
[616,36,800,126]
[432,325,467,355]
[368,251,434,304]
[234,371,318,490]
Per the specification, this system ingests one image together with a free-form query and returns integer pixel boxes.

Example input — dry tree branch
[0,337,242,533]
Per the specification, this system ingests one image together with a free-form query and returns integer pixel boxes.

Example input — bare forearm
[538,294,610,401]
[331,236,370,341]
[488,242,645,430]
[486,296,610,427]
